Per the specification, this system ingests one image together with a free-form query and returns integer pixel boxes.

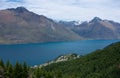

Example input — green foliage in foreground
[0,60,62,78]
[30,68,62,78]
[0,60,29,78]
[0,42,120,78]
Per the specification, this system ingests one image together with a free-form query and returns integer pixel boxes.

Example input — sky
[0,0,120,22]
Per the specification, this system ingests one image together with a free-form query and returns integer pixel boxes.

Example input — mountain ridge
[60,17,120,39]
[0,7,82,44]
[0,7,120,44]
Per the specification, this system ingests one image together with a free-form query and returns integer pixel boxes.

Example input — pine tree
[13,61,22,78]
[21,62,29,78]
[4,60,13,78]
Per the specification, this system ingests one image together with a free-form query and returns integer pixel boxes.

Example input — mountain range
[0,7,120,44]
[59,17,120,39]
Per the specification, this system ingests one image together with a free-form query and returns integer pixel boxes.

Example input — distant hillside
[60,17,120,39]
[0,7,82,44]
[42,41,120,78]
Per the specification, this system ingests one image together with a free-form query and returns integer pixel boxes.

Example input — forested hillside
[43,42,120,78]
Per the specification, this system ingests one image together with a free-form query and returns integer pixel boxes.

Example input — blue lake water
[0,40,119,66]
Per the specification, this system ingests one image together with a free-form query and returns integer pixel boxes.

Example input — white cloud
[0,0,120,22]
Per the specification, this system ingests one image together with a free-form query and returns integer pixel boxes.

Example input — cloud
[0,0,120,22]
[0,0,24,9]
[7,0,24,2]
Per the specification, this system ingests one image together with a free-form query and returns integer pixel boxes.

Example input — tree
[4,60,13,78]
[21,62,29,78]
[13,61,23,78]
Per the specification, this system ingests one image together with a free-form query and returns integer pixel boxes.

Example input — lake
[0,40,119,66]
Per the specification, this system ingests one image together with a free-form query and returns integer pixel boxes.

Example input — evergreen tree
[4,60,13,78]
[13,61,22,78]
[21,62,29,78]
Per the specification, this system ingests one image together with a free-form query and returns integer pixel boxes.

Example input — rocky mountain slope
[60,17,120,39]
[0,7,82,44]
[0,7,120,44]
